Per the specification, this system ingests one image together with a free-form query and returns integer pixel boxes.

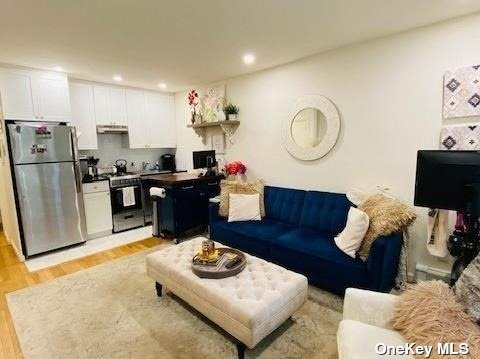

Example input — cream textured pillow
[228,193,261,222]
[391,280,480,359]
[334,207,369,258]
[455,254,480,324]
[357,194,416,261]
[219,180,265,218]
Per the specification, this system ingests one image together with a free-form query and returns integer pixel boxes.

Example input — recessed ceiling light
[243,53,255,65]
[113,75,122,82]
[158,82,167,89]
[52,66,63,72]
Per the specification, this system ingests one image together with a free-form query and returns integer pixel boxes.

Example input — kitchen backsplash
[80,133,175,172]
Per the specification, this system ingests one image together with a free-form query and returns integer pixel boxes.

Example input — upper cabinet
[68,80,176,149]
[127,89,176,149]
[93,85,127,126]
[0,67,70,122]
[69,82,98,150]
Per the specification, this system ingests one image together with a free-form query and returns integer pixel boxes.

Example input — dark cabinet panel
[144,175,223,239]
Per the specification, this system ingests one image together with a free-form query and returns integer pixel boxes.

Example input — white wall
[175,12,480,275]
[0,119,24,260]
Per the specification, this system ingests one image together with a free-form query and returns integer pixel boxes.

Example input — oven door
[111,185,143,214]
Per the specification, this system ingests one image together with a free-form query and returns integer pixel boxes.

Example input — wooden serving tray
[191,248,246,279]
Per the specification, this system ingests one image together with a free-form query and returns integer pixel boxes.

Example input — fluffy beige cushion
[219,180,265,218]
[357,194,416,260]
[455,254,480,324]
[228,193,261,222]
[391,281,480,359]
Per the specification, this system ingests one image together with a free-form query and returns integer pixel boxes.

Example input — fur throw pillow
[357,194,416,260]
[455,254,480,324]
[391,281,480,359]
[218,180,265,218]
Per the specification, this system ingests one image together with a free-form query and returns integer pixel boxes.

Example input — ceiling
[0,0,479,92]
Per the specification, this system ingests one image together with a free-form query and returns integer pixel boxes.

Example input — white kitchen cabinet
[0,67,70,121]
[126,89,148,148]
[69,82,98,150]
[83,182,112,239]
[93,85,127,126]
[146,92,176,148]
[109,87,128,125]
[31,72,71,121]
[127,90,176,149]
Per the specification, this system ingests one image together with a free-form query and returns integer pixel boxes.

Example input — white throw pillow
[228,193,261,222]
[334,207,369,258]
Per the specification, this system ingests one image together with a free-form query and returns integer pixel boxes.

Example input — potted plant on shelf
[187,89,201,124]
[223,103,239,121]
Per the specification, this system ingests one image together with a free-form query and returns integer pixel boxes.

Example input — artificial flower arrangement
[225,161,247,176]
[187,89,200,123]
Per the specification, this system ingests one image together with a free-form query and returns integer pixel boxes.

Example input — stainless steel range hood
[96,124,128,134]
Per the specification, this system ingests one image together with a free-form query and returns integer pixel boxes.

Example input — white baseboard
[415,263,450,282]
[10,240,25,262]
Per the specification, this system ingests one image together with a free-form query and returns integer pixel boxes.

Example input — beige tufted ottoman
[146,237,308,358]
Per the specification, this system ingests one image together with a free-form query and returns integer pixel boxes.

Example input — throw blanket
[346,187,410,291]
[426,208,449,258]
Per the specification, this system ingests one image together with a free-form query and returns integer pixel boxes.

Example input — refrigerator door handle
[70,126,82,193]
[74,161,82,194]
[70,126,80,161]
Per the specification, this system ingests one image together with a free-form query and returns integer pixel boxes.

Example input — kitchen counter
[82,175,109,184]
[141,173,223,185]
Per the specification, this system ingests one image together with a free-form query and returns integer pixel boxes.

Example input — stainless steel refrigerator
[7,123,87,257]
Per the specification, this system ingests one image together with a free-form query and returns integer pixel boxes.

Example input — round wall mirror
[284,95,341,160]
[291,108,327,149]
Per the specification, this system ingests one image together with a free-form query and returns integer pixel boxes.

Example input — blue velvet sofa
[209,185,403,294]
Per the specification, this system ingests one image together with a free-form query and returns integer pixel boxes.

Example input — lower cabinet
[82,181,113,239]
[144,175,222,239]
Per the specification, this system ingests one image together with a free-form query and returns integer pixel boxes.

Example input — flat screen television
[414,150,480,214]
[192,150,216,169]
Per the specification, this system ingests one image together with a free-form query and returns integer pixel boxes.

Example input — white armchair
[337,288,413,359]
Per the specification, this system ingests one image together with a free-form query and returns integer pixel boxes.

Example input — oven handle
[114,186,140,191]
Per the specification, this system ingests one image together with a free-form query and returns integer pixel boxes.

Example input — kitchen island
[141,173,224,241]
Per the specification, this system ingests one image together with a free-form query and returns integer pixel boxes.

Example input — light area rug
[7,244,343,358]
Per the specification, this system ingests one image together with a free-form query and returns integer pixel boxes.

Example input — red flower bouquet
[225,161,247,175]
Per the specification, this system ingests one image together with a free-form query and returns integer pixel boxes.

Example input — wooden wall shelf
[187,120,239,142]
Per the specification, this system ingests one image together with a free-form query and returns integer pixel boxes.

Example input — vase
[228,114,237,121]
[227,173,247,182]
[191,110,196,124]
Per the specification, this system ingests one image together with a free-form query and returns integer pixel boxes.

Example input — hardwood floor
[0,231,166,359]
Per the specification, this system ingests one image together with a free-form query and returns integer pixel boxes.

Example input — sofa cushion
[210,218,295,259]
[264,186,306,226]
[299,191,351,234]
[270,228,367,293]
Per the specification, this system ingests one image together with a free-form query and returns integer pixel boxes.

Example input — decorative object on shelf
[187,89,201,124]
[223,103,239,121]
[284,94,341,161]
[225,161,247,181]
[440,123,480,150]
[444,64,480,119]
[201,85,225,123]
